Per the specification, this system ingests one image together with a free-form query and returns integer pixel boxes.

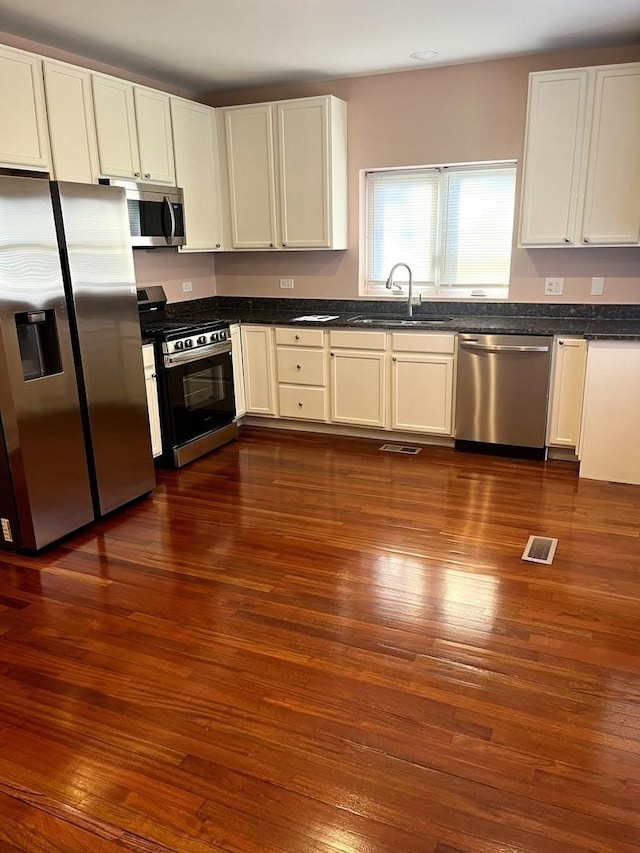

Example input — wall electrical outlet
[279,278,294,289]
[591,276,605,296]
[544,277,564,296]
[182,281,193,293]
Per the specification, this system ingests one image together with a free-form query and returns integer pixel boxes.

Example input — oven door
[163,344,235,448]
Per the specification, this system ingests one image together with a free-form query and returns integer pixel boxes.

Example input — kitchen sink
[348,315,453,326]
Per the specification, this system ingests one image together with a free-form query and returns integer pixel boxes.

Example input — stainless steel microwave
[99,179,186,247]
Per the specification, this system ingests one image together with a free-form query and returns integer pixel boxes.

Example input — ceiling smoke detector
[409,50,440,62]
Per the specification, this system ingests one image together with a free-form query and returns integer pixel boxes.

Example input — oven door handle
[164,342,231,368]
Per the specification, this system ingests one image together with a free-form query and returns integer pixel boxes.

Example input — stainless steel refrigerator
[0,175,155,551]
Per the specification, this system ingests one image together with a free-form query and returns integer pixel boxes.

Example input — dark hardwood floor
[1,426,639,852]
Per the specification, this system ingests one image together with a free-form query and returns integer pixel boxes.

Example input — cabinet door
[230,324,246,418]
[92,75,140,179]
[134,87,175,185]
[0,45,50,170]
[171,98,223,251]
[519,69,589,246]
[330,350,386,427]
[241,326,277,415]
[277,97,331,249]
[579,342,640,485]
[43,61,99,183]
[223,104,278,249]
[547,338,587,447]
[142,344,162,458]
[391,354,454,435]
[581,65,640,245]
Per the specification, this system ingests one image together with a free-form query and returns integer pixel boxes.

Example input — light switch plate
[591,276,605,295]
[182,281,193,293]
[544,277,564,296]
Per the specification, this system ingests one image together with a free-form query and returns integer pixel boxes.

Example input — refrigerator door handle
[163,195,176,245]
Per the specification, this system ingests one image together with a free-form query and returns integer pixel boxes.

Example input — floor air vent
[379,444,422,455]
[522,535,558,565]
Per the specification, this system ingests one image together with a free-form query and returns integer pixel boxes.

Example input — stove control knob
[210,332,218,343]
[174,340,184,350]
[185,339,194,349]
[197,335,207,345]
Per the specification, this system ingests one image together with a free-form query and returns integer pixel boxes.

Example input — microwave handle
[163,195,176,245]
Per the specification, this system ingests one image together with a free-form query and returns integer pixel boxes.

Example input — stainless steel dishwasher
[455,333,553,455]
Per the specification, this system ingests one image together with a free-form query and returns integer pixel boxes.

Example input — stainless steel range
[138,287,237,468]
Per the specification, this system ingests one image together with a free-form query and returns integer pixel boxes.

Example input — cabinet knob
[269,242,274,248]
[295,334,300,340]
[144,173,151,179]
[296,364,301,369]
[282,243,287,247]
[583,237,590,243]
[392,356,397,361]
[215,243,221,248]
[564,237,571,243]
[134,172,141,178]
[297,401,303,407]
[558,340,565,346]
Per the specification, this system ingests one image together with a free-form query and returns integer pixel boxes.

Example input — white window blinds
[365,162,516,296]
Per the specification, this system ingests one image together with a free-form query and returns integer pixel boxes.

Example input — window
[364,162,516,299]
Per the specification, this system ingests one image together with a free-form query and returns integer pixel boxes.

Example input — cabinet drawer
[276,347,325,385]
[142,342,156,369]
[391,332,456,354]
[278,385,327,421]
[329,329,387,350]
[275,326,325,347]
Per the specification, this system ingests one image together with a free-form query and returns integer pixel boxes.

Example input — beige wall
[207,44,640,304]
[133,251,216,303]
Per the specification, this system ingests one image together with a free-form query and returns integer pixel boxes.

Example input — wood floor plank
[1,426,640,851]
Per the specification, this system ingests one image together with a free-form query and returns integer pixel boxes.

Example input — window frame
[360,160,517,301]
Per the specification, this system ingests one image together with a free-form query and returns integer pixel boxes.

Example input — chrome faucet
[385,263,415,317]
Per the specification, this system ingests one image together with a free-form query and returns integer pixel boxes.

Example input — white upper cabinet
[171,98,223,252]
[43,60,99,183]
[581,66,640,245]
[223,103,279,249]
[92,74,175,184]
[134,87,175,184]
[276,97,347,249]
[519,62,640,247]
[219,95,347,251]
[92,75,140,179]
[0,44,50,171]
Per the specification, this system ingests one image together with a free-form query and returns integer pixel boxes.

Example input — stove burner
[140,318,228,340]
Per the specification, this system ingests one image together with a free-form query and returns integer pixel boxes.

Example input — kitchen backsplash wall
[133,250,216,303]
[206,43,640,305]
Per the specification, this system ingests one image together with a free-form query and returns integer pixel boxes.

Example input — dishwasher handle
[459,340,550,353]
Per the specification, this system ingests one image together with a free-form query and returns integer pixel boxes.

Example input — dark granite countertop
[163,298,640,340]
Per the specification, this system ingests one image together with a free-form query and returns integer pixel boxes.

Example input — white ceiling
[1,0,639,94]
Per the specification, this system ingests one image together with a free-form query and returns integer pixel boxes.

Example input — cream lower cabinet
[579,341,640,485]
[390,333,455,435]
[142,344,162,458]
[230,324,246,418]
[0,44,50,171]
[275,327,328,422]
[329,330,387,428]
[241,325,278,416]
[547,337,587,448]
